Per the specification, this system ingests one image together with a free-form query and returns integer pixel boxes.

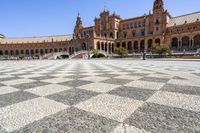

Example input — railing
[69,50,109,59]
[69,50,88,59]
[41,52,69,59]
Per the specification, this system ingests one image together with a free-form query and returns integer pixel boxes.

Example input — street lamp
[86,34,90,60]
[143,14,147,60]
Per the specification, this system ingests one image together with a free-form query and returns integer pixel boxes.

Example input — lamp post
[143,14,147,60]
[86,34,90,60]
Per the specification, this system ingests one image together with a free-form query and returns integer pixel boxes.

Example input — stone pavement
[0,60,200,133]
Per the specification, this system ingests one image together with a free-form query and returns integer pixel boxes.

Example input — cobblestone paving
[0,60,200,133]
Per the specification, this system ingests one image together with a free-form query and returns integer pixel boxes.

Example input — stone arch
[0,50,3,55]
[31,50,34,55]
[155,38,160,45]
[45,49,48,54]
[97,41,100,50]
[182,36,189,50]
[59,48,62,52]
[5,50,9,55]
[101,42,104,51]
[20,50,24,55]
[128,41,132,53]
[140,40,145,52]
[134,41,139,52]
[40,49,44,55]
[171,37,178,50]
[82,43,87,50]
[112,43,115,53]
[109,43,112,53]
[122,42,126,48]
[15,50,19,55]
[110,32,114,38]
[105,43,108,52]
[54,48,58,53]
[116,42,120,48]
[69,47,72,54]
[35,49,39,54]
[148,39,153,51]
[194,34,200,50]
[10,50,14,56]
[25,50,29,55]
[50,49,53,53]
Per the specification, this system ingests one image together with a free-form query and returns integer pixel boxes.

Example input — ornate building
[0,0,200,58]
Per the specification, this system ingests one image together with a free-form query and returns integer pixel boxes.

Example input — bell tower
[73,12,83,39]
[153,0,165,35]
[153,0,164,13]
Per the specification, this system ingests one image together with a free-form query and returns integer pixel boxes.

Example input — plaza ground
[0,59,200,133]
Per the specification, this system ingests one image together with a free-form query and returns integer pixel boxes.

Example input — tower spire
[78,10,80,17]
[104,0,107,11]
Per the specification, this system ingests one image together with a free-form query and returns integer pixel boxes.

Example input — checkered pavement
[0,60,200,133]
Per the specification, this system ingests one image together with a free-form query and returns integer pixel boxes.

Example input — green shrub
[151,44,170,57]
[115,48,128,57]
[91,49,105,58]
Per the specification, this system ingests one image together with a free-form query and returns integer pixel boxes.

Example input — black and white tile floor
[0,60,200,133]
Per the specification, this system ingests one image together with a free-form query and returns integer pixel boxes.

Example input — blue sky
[0,0,199,38]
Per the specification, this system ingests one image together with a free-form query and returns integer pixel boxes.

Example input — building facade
[0,0,200,58]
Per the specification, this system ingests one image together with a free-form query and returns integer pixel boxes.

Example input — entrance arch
[134,41,139,52]
[128,41,132,53]
[194,35,200,50]
[116,42,120,48]
[171,37,178,50]
[97,42,100,50]
[82,43,87,50]
[155,38,160,45]
[0,50,3,56]
[122,42,126,49]
[101,42,104,50]
[182,36,189,50]
[148,39,153,51]
[140,40,145,52]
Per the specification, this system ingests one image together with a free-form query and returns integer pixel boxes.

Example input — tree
[115,48,128,57]
[151,44,171,57]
